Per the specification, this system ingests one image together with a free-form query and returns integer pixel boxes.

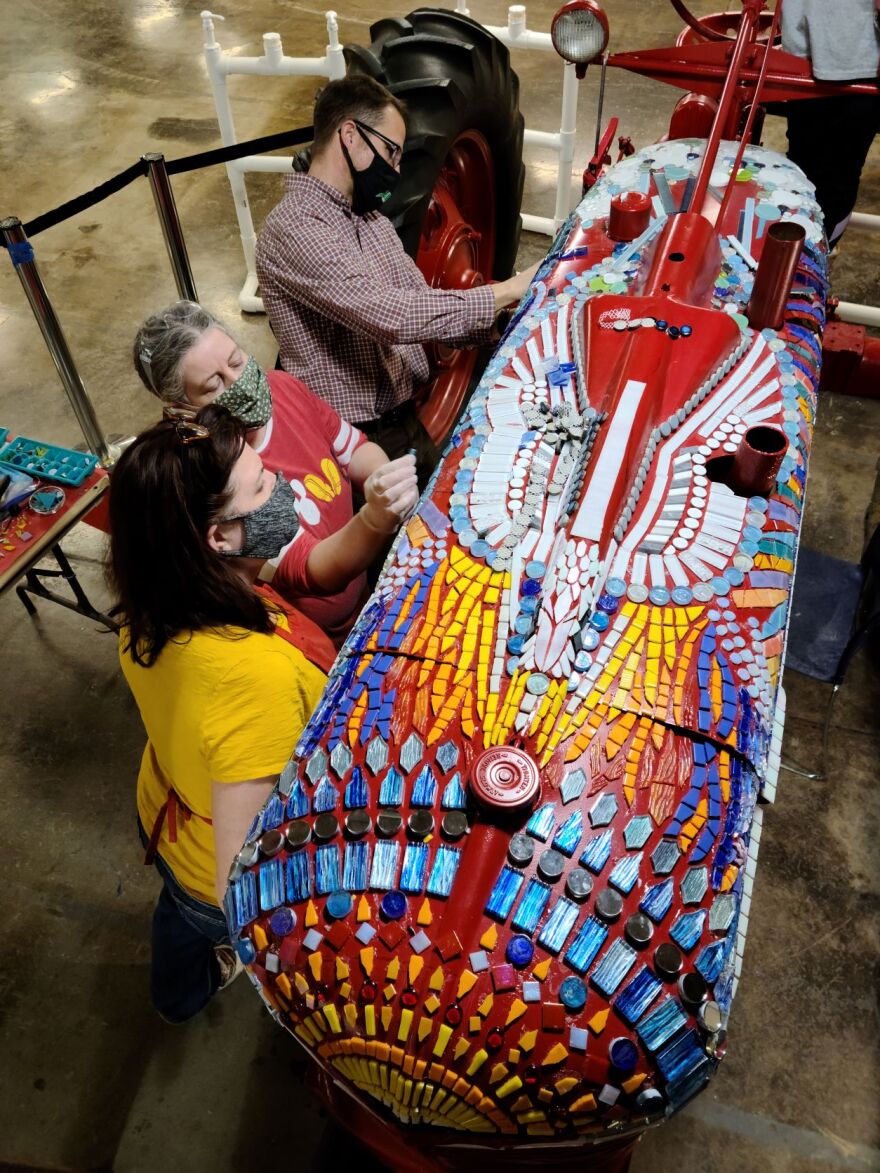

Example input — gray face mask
[220,473,299,560]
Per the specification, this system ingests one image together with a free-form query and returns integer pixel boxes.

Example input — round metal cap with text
[470,745,541,813]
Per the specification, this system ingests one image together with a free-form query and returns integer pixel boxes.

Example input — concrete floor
[0,1,878,1170]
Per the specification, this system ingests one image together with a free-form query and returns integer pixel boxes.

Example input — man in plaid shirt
[256,75,538,487]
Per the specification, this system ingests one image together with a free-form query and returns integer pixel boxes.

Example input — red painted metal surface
[416,130,496,445]
[746,221,805,331]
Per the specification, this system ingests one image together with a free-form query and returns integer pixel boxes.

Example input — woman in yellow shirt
[110,405,414,1022]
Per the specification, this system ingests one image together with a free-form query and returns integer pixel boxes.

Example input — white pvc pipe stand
[201,5,578,311]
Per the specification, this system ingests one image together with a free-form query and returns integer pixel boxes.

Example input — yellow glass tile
[433,1024,453,1057]
[477,994,494,1018]
[360,947,375,977]
[497,1076,523,1099]
[424,994,440,1015]
[453,1037,470,1060]
[344,1002,358,1030]
[417,1018,433,1043]
[339,982,351,1000]
[480,923,498,951]
[397,1009,414,1042]
[555,1077,578,1095]
[571,1093,597,1112]
[466,1049,488,1076]
[408,956,424,985]
[364,1004,376,1035]
[381,1006,393,1031]
[294,972,309,995]
[542,1043,569,1065]
[489,1063,509,1084]
[386,957,400,981]
[622,1073,647,1093]
[507,1049,521,1064]
[518,1029,538,1053]
[504,999,527,1027]
[323,1004,342,1034]
[517,1109,547,1124]
[454,970,476,1000]
[275,972,292,999]
[253,923,268,951]
[357,895,371,922]
[468,1016,481,1034]
[588,1008,609,1034]
[417,899,433,926]
[384,984,397,1002]
[537,1088,554,1103]
[335,957,349,982]
[305,900,318,928]
[532,958,552,981]
[308,953,323,981]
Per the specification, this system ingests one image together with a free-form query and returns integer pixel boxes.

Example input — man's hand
[491,260,542,311]
[360,453,419,534]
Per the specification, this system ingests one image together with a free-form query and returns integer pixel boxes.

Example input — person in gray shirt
[783,0,880,245]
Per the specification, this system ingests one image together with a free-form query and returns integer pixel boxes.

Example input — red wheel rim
[415,129,496,444]
[674,6,780,46]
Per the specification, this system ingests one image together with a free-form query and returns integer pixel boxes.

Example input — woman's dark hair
[109,404,274,666]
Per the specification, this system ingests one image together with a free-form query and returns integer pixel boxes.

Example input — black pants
[786,90,880,246]
[354,400,441,495]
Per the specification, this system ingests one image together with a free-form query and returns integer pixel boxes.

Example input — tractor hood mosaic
[226,134,825,1160]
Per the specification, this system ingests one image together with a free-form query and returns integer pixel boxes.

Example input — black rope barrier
[12,124,315,240]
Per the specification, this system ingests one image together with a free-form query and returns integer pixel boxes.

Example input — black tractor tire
[344,8,525,280]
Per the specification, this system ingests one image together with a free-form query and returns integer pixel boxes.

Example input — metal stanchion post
[143,153,198,302]
[0,217,113,466]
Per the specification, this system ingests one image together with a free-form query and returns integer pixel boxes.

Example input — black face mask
[339,122,401,216]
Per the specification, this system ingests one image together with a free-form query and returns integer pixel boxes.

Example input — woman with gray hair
[133,300,417,645]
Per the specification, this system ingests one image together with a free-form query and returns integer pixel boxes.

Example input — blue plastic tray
[0,435,99,487]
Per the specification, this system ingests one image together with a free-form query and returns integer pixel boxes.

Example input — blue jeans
[139,821,230,1023]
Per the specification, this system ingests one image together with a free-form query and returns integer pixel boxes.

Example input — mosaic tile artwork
[226,137,825,1147]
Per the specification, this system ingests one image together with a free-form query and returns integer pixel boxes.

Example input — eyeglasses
[353,119,403,167]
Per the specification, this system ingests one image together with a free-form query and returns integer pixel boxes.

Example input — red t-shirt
[256,370,368,645]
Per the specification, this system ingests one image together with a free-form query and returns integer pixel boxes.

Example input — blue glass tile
[344,766,368,809]
[369,840,400,890]
[378,766,404,807]
[656,1030,711,1106]
[615,966,663,1024]
[441,773,467,809]
[486,866,525,920]
[709,893,737,932]
[564,916,608,974]
[312,776,338,813]
[343,842,370,891]
[261,794,284,832]
[670,909,706,952]
[258,858,285,911]
[400,732,424,774]
[526,803,557,841]
[580,829,613,873]
[537,897,579,954]
[623,815,653,849]
[287,780,309,819]
[231,870,258,931]
[435,741,459,773]
[364,736,389,776]
[640,878,675,923]
[590,794,618,827]
[610,851,643,894]
[427,845,461,897]
[592,939,638,995]
[286,853,312,903]
[637,997,689,1052]
[553,810,584,857]
[651,838,681,875]
[315,845,342,895]
[411,764,438,807]
[681,867,708,905]
[512,879,552,934]
[695,940,726,983]
[560,767,587,804]
[329,742,353,778]
[401,843,430,893]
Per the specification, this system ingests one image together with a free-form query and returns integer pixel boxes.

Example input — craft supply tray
[0,436,98,487]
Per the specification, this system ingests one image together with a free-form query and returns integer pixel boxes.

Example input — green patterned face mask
[214,355,272,429]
